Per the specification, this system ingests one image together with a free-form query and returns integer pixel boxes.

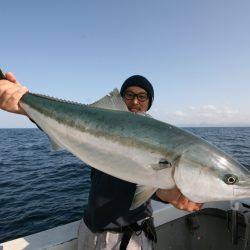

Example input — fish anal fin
[130,185,158,210]
[47,135,62,151]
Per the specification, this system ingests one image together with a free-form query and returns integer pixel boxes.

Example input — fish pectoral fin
[89,88,129,111]
[130,185,158,210]
[150,158,173,170]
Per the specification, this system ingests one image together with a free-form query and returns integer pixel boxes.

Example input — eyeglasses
[124,91,148,102]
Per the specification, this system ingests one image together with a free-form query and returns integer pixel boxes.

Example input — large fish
[14,89,250,209]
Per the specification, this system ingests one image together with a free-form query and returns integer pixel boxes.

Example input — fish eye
[223,174,239,185]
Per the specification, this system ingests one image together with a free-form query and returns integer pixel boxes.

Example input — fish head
[173,143,250,203]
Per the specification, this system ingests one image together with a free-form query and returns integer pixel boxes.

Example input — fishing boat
[1,199,250,250]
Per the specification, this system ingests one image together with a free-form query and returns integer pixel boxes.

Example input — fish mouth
[233,186,250,197]
[233,176,250,197]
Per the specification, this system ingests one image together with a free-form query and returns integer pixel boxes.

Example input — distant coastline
[1,125,250,129]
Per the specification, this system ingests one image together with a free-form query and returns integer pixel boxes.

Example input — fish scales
[19,90,250,208]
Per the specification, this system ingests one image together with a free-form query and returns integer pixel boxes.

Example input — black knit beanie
[120,75,154,110]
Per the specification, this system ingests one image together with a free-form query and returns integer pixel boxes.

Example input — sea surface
[0,127,250,243]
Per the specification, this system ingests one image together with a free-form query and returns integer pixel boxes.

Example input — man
[0,72,202,249]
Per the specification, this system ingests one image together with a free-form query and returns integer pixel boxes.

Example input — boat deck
[1,201,249,250]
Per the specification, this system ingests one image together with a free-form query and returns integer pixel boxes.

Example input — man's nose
[132,97,139,104]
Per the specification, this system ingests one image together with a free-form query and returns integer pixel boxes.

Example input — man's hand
[156,187,203,212]
[0,72,29,115]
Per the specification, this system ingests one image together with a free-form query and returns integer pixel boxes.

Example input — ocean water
[0,127,250,243]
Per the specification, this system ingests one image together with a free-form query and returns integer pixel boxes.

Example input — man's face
[122,86,149,113]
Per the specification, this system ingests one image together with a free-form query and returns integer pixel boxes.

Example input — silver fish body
[19,90,250,207]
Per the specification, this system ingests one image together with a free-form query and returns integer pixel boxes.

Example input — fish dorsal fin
[89,88,128,111]
[137,112,153,118]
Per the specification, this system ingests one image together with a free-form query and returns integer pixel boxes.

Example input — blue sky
[1,0,250,127]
